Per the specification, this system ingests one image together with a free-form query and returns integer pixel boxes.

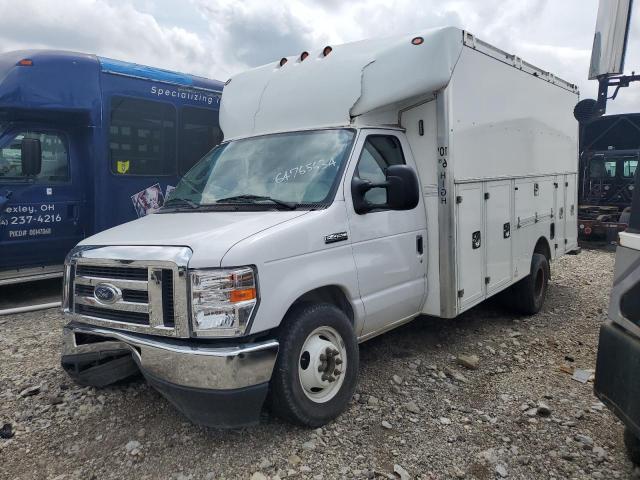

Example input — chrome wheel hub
[298,326,347,403]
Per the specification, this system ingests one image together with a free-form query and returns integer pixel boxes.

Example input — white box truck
[60,27,579,428]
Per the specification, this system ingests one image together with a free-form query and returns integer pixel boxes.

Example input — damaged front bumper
[62,322,279,428]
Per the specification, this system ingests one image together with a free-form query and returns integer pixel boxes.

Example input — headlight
[189,267,258,337]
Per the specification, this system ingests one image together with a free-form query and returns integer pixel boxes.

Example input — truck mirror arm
[595,73,640,116]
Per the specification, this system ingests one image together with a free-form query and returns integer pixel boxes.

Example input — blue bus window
[179,106,223,175]
[0,131,69,182]
[109,96,176,175]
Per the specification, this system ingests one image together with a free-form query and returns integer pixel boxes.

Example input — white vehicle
[61,27,579,428]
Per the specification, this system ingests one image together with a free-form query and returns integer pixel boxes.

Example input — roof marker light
[322,46,333,57]
[300,51,309,61]
[279,57,288,67]
[17,59,33,66]
[411,37,424,46]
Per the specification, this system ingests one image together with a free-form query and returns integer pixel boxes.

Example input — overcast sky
[0,0,638,113]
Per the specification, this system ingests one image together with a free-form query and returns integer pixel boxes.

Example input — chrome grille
[64,246,191,338]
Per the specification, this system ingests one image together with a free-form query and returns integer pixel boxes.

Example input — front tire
[269,303,359,427]
[625,427,640,465]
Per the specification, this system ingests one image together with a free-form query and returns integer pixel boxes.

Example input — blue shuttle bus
[0,50,224,284]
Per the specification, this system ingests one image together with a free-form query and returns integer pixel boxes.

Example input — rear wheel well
[534,237,552,263]
[288,286,355,325]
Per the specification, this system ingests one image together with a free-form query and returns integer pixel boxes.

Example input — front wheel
[625,427,640,465]
[269,303,359,427]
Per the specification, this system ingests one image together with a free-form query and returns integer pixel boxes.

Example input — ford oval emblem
[93,283,121,305]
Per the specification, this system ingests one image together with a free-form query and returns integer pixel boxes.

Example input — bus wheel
[269,303,359,427]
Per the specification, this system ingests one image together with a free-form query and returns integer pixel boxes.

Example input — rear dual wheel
[269,303,359,427]
[505,253,550,315]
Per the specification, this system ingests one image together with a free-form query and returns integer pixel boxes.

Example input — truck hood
[79,210,310,266]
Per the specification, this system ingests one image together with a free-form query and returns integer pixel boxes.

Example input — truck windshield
[166,129,355,209]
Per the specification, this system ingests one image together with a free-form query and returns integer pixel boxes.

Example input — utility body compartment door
[564,174,578,250]
[455,183,484,310]
[485,180,513,295]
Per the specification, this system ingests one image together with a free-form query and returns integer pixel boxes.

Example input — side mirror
[352,164,420,214]
[21,137,42,176]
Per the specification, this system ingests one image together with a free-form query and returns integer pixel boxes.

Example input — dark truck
[595,159,640,465]
[578,113,639,242]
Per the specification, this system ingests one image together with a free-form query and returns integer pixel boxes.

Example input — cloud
[0,0,222,77]
[0,0,638,112]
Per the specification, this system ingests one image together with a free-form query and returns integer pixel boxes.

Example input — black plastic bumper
[595,322,640,438]
[143,370,269,428]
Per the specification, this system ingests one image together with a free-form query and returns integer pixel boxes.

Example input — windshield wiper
[162,198,200,210]
[216,194,297,210]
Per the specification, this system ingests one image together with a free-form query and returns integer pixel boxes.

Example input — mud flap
[61,349,140,388]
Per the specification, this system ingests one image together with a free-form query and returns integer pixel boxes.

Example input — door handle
[416,235,423,254]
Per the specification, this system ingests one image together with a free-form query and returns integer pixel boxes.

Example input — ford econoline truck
[60,27,579,428]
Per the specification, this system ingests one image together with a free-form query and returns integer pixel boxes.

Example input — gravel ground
[1,249,638,480]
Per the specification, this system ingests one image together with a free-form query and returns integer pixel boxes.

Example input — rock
[477,448,498,465]
[405,401,420,414]
[394,464,410,480]
[574,434,593,447]
[440,417,452,425]
[288,454,302,465]
[258,458,273,469]
[302,440,316,451]
[496,464,508,477]
[457,354,480,370]
[48,395,64,405]
[251,473,268,480]
[381,420,393,430]
[536,402,552,417]
[392,375,403,385]
[593,446,607,463]
[0,423,14,439]
[19,385,41,397]
[125,440,141,455]
[368,395,380,406]
[453,466,466,478]
[136,428,146,439]
[444,367,469,383]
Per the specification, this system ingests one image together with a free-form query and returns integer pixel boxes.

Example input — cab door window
[0,131,69,182]
[354,135,405,205]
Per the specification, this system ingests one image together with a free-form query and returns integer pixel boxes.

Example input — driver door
[0,129,84,273]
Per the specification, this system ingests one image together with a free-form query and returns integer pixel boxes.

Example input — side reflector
[300,51,309,61]
[411,37,424,46]
[17,59,33,66]
[279,57,288,67]
[322,46,333,57]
